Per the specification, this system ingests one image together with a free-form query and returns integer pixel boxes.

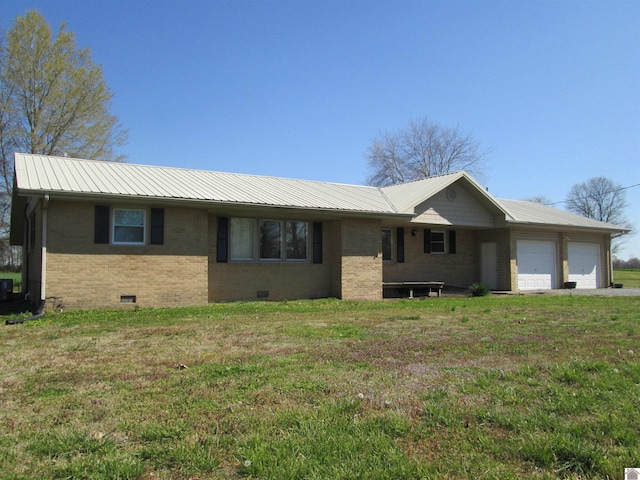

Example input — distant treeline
[613,257,640,269]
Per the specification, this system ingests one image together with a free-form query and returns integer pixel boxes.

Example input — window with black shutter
[150,208,164,245]
[396,227,405,263]
[313,222,323,264]
[217,216,229,262]
[94,205,110,244]
[423,228,431,254]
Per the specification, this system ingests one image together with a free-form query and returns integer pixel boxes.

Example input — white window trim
[112,208,146,246]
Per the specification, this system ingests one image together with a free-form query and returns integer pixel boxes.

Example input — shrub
[469,282,491,297]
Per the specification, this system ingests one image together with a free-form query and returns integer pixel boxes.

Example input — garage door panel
[568,243,599,288]
[517,240,556,290]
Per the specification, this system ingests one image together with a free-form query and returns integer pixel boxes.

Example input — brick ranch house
[10,153,627,310]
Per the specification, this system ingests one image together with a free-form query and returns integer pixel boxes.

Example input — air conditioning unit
[0,279,14,301]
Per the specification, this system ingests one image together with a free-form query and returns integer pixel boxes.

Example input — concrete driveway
[516,288,640,297]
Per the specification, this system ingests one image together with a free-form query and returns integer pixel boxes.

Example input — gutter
[505,220,629,235]
[14,190,413,221]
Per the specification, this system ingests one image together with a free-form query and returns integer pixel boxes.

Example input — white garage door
[517,240,556,290]
[568,243,599,288]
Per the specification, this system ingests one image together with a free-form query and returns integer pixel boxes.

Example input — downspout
[41,195,49,303]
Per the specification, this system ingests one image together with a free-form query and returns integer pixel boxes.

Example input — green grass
[613,268,640,288]
[1,296,639,479]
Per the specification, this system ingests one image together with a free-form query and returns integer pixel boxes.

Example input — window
[230,217,254,260]
[286,221,307,260]
[424,229,456,255]
[382,229,393,261]
[225,217,310,262]
[113,209,145,245]
[430,231,446,254]
[260,220,282,260]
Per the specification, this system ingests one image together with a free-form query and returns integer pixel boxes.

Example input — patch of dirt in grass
[396,434,444,462]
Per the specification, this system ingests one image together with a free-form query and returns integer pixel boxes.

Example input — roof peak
[379,170,466,190]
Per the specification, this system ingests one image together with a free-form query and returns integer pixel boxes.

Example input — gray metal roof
[14,153,397,214]
[498,199,625,232]
[12,153,627,233]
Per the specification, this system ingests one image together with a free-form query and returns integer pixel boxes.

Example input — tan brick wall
[384,228,476,289]
[208,215,382,301]
[207,214,333,301]
[208,262,331,301]
[339,218,382,300]
[44,200,208,310]
[32,199,616,309]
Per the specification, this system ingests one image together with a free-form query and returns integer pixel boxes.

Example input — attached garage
[517,240,557,290]
[568,243,599,288]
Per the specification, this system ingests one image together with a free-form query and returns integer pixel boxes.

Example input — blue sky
[2,0,639,259]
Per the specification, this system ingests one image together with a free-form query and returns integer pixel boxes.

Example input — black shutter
[94,205,110,244]
[423,228,431,254]
[449,230,456,254]
[150,208,165,245]
[216,216,229,263]
[313,222,323,264]
[396,227,405,263]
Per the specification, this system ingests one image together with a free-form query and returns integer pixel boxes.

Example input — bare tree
[365,117,490,187]
[613,257,640,269]
[565,176,633,254]
[522,195,553,205]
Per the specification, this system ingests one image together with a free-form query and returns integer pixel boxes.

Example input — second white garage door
[517,240,556,290]
[568,243,599,288]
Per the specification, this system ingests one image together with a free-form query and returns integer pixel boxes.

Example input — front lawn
[1,296,638,479]
[613,269,640,288]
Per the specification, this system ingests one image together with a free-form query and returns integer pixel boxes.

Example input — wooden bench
[383,281,445,298]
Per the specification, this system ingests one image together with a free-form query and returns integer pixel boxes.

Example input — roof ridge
[380,170,463,190]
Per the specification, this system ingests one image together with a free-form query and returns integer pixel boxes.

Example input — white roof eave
[17,188,411,219]
[506,219,628,234]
